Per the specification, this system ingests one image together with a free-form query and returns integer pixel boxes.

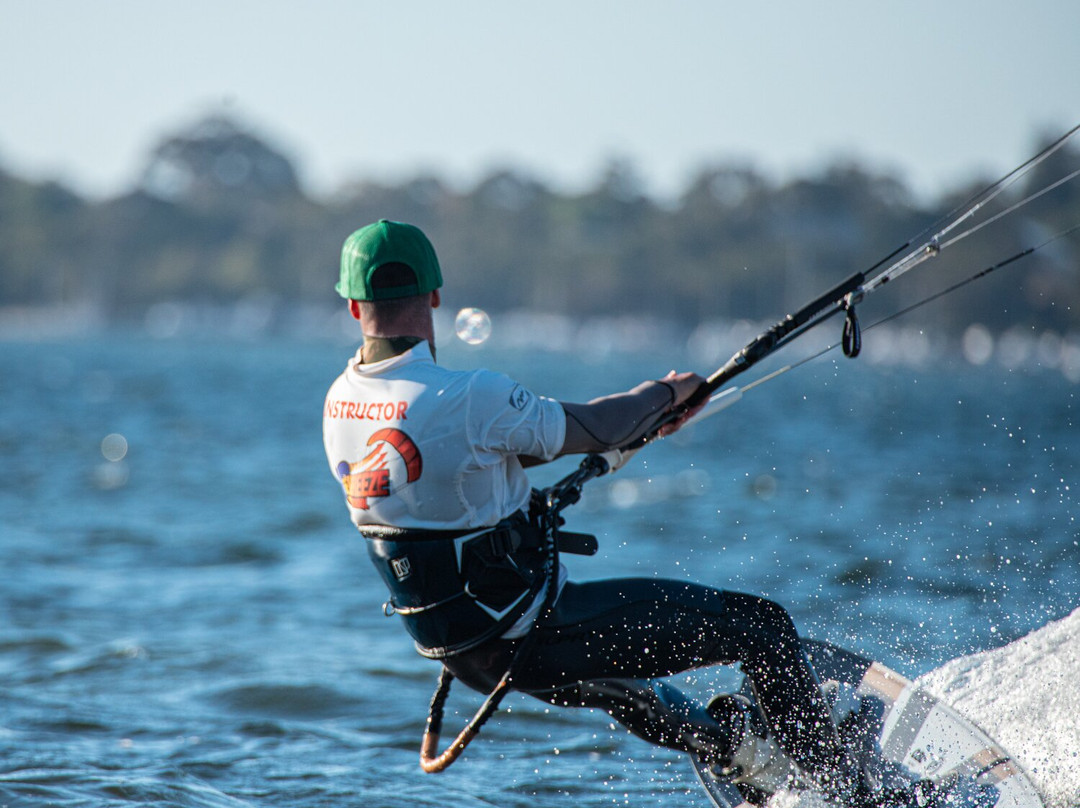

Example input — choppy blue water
[2,332,1078,807]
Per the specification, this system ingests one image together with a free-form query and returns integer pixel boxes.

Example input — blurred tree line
[1,114,1077,334]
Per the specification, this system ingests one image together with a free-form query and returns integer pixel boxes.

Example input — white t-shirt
[323,342,567,530]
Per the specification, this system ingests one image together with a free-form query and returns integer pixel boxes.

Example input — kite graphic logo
[508,384,531,410]
[336,428,423,510]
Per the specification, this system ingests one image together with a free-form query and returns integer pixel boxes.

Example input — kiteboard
[688,641,1044,808]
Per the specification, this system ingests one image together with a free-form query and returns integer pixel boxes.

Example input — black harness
[362,509,597,659]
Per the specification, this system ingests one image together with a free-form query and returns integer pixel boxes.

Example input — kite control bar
[616,269,867,456]
[696,270,867,400]
[619,122,1080,455]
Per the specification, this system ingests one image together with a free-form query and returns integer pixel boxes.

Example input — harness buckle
[486,527,518,557]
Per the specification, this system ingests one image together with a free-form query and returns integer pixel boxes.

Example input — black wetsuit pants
[444,578,847,780]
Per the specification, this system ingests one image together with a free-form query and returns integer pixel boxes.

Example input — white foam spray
[917,607,1080,808]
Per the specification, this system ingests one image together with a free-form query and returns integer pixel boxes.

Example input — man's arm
[559,371,706,455]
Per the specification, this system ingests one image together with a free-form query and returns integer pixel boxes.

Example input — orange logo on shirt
[336,428,422,510]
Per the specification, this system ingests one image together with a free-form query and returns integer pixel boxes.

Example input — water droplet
[101,433,128,462]
[455,307,492,345]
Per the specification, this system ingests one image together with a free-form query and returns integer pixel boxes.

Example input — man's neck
[360,335,431,364]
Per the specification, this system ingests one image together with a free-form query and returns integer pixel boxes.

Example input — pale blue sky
[2,0,1077,202]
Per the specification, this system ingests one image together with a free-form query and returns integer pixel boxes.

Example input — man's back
[323,341,565,530]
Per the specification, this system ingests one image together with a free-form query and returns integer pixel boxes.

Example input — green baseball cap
[336,219,443,300]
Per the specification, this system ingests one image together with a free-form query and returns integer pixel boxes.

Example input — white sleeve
[467,371,566,461]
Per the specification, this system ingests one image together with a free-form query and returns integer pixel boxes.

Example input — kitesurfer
[322,219,945,808]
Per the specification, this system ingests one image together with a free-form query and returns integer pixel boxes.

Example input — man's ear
[348,299,362,321]
[431,289,441,309]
